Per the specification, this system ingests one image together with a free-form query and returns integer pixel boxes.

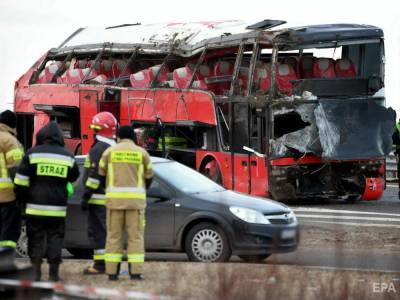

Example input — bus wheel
[201,159,222,185]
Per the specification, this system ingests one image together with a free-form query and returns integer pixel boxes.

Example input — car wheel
[16,223,28,258]
[185,222,231,262]
[66,248,93,259]
[238,254,271,263]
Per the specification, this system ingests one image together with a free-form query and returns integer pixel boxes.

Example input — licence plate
[281,229,296,239]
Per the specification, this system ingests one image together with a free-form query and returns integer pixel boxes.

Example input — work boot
[130,274,144,281]
[31,259,42,281]
[49,263,61,282]
[83,261,105,275]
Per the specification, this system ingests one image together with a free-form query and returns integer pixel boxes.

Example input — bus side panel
[250,156,268,197]
[79,90,98,154]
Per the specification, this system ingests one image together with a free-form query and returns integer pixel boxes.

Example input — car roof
[75,155,171,164]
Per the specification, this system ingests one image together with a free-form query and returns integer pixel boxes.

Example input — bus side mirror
[243,146,265,157]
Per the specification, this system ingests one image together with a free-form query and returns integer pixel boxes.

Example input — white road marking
[296,214,400,222]
[293,207,400,217]
[304,220,400,228]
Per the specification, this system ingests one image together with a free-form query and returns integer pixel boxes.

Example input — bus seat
[130,65,169,88]
[299,56,314,78]
[276,64,298,95]
[74,59,88,69]
[57,68,98,84]
[312,58,336,78]
[283,56,299,76]
[112,60,132,78]
[102,60,113,77]
[213,61,234,95]
[335,59,356,77]
[173,66,194,89]
[254,67,270,92]
[36,62,62,84]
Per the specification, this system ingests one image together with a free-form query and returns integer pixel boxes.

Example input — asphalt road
[145,186,400,272]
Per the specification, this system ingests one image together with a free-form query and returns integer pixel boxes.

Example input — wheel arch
[198,154,224,184]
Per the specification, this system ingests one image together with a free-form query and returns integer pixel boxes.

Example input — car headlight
[229,206,270,224]
[287,210,298,224]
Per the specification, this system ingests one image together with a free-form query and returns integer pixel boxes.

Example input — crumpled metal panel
[315,99,396,160]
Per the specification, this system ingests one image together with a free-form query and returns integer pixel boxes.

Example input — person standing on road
[392,118,400,199]
[0,110,24,251]
[99,126,153,281]
[14,122,79,281]
[81,112,117,275]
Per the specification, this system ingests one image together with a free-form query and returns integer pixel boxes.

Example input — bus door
[79,90,98,154]
[249,109,268,196]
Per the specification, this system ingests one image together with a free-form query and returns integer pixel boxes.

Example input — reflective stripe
[0,240,17,248]
[137,164,144,188]
[14,173,30,187]
[93,249,105,260]
[127,253,145,263]
[29,153,74,167]
[25,204,67,217]
[99,158,106,169]
[108,163,114,187]
[86,177,100,189]
[110,151,142,164]
[5,148,23,161]
[105,187,146,199]
[146,163,152,171]
[0,178,14,189]
[105,253,123,263]
[88,199,106,205]
[0,154,8,178]
[84,157,91,168]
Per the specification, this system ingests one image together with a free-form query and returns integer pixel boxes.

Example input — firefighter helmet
[90,111,118,138]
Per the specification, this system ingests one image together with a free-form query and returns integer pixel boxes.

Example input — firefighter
[14,122,79,281]
[81,111,117,275]
[99,125,153,281]
[0,110,24,251]
[392,118,400,199]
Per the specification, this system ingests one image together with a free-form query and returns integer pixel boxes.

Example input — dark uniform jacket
[82,135,115,205]
[14,122,79,217]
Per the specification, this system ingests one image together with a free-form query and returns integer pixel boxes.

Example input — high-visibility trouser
[105,209,145,275]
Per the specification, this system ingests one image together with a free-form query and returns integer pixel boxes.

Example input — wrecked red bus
[14,20,395,201]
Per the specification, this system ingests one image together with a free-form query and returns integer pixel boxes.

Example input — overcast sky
[1,0,399,114]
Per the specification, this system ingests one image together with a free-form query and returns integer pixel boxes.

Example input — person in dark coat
[14,122,79,281]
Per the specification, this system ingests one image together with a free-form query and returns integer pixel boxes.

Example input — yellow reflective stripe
[26,208,66,217]
[0,154,7,178]
[105,192,146,199]
[137,164,144,188]
[105,253,123,263]
[127,253,145,263]
[99,158,106,169]
[111,151,143,164]
[0,178,14,188]
[14,174,30,187]
[0,240,17,248]
[84,157,91,168]
[86,177,100,189]
[88,199,106,205]
[30,157,73,167]
[37,164,68,178]
[93,254,105,260]
[108,163,114,187]
[90,124,102,130]
[5,148,24,162]
[29,153,74,167]
[26,204,67,217]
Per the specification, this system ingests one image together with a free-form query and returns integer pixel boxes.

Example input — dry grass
[47,261,400,300]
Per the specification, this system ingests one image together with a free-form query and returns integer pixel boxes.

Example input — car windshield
[154,161,225,194]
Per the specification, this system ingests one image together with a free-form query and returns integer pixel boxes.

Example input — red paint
[362,177,384,200]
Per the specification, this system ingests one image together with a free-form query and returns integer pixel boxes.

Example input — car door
[145,178,175,249]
